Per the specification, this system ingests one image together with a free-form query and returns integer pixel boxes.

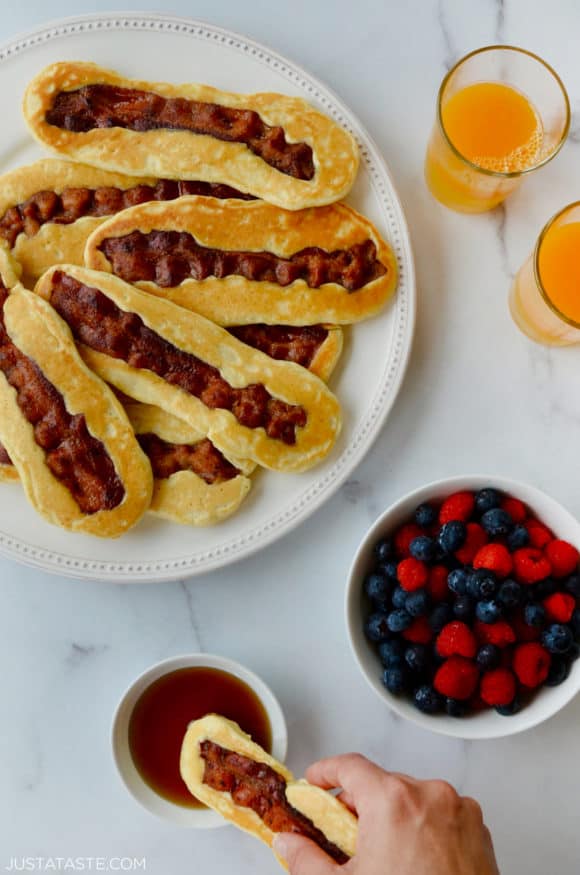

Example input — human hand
[273,754,499,875]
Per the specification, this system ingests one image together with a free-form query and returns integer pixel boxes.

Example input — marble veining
[1,2,580,874]
[493,203,513,279]
[494,0,506,42]
[436,0,458,71]
[66,642,110,668]
[178,580,205,651]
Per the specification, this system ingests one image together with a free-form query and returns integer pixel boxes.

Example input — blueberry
[448,568,469,595]
[378,639,404,667]
[507,524,529,551]
[382,667,406,694]
[364,612,391,642]
[438,521,467,554]
[545,656,571,687]
[445,697,468,718]
[433,545,447,564]
[410,535,436,563]
[572,609,580,641]
[498,579,522,608]
[406,588,430,617]
[476,644,500,670]
[479,574,498,599]
[542,623,574,654]
[476,599,502,624]
[387,609,412,633]
[524,603,546,628]
[374,537,393,563]
[496,696,521,716]
[429,603,452,634]
[481,508,513,537]
[364,571,392,605]
[392,586,408,609]
[466,570,484,599]
[404,644,428,673]
[467,569,496,600]
[453,594,475,621]
[534,578,558,600]
[564,573,580,599]
[415,502,437,528]
[413,685,443,714]
[379,559,399,582]
[475,488,502,515]
[569,642,580,661]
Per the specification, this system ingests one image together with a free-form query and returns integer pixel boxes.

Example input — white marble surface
[1,1,580,872]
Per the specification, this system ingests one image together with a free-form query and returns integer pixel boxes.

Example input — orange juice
[442,83,542,173]
[537,222,580,323]
[425,82,543,212]
[509,204,580,345]
[425,47,569,213]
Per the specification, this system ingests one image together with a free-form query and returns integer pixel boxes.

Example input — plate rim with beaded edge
[0,12,416,583]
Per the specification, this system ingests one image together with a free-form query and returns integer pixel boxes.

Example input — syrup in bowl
[127,666,272,808]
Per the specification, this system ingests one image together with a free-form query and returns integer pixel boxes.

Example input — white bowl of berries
[346,476,580,739]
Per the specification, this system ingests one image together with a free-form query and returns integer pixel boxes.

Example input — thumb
[273,833,338,875]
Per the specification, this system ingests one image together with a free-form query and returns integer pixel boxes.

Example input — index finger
[305,753,390,796]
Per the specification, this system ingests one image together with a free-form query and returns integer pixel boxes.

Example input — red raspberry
[512,611,541,642]
[513,548,552,585]
[524,518,553,549]
[434,657,479,700]
[436,621,477,659]
[394,523,423,557]
[455,522,488,565]
[500,497,527,524]
[402,617,433,644]
[427,565,449,602]
[439,491,475,524]
[543,592,576,624]
[513,643,551,688]
[474,620,516,648]
[473,543,513,579]
[480,668,517,706]
[544,539,580,578]
[397,557,428,592]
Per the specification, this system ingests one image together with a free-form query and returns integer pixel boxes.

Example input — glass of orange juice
[509,203,580,345]
[425,46,570,213]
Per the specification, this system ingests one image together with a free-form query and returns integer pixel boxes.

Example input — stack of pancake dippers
[0,61,397,537]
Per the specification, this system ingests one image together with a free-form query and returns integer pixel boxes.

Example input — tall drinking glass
[510,202,580,345]
[425,46,569,213]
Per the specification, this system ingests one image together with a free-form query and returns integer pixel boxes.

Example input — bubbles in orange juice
[442,82,545,173]
[472,127,544,173]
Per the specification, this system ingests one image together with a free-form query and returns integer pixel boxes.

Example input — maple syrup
[128,666,272,808]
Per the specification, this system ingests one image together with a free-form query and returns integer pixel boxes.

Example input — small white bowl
[346,475,580,740]
[111,652,287,826]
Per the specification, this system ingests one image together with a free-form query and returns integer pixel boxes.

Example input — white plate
[0,12,415,583]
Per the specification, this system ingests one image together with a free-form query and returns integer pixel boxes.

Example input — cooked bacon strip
[46,84,314,180]
[201,741,349,864]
